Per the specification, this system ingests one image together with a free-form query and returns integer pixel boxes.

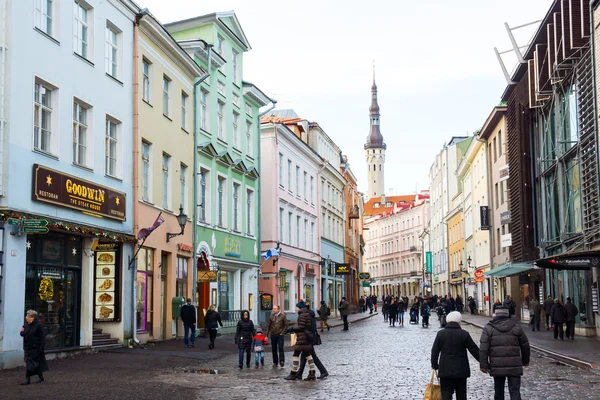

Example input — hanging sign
[335,263,350,275]
[358,272,371,280]
[474,269,485,283]
[480,206,490,230]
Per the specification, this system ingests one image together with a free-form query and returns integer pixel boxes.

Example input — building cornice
[176,39,226,70]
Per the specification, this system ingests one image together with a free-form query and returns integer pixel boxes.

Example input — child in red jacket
[252,326,268,368]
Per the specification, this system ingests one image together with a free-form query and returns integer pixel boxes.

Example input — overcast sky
[138,0,553,195]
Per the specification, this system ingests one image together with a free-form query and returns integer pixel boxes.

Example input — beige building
[133,13,204,342]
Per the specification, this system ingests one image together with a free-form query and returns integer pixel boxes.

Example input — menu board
[94,244,120,322]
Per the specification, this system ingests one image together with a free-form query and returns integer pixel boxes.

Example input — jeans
[297,348,327,377]
[270,334,285,365]
[554,322,564,339]
[254,351,264,364]
[566,321,575,338]
[238,348,251,367]
[208,328,217,346]
[183,323,195,346]
[398,312,404,325]
[342,314,349,330]
[493,376,521,400]
[440,377,467,400]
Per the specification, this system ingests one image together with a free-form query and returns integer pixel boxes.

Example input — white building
[0,0,137,368]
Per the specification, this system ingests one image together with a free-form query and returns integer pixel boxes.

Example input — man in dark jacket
[550,299,567,340]
[297,302,329,380]
[480,306,530,400]
[543,295,554,330]
[503,295,516,318]
[265,305,288,367]
[528,298,542,331]
[317,300,331,332]
[339,297,350,331]
[431,311,480,400]
[564,297,578,340]
[180,298,196,348]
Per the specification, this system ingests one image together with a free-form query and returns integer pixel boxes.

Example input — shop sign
[23,219,49,234]
[499,165,509,182]
[358,272,371,280]
[480,206,490,230]
[7,217,20,226]
[335,263,350,275]
[306,267,315,274]
[426,252,432,274]
[198,271,217,282]
[474,269,485,283]
[224,238,241,258]
[279,270,287,289]
[32,164,126,221]
[94,243,120,322]
[501,233,512,248]
[362,281,371,287]
[434,275,439,282]
[451,271,461,279]
[500,211,512,225]
[178,243,193,252]
[552,256,600,268]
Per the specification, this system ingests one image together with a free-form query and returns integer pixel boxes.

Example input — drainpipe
[0,0,6,196]
[192,42,213,312]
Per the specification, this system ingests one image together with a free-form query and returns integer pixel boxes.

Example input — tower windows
[373,164,376,171]
[379,164,381,171]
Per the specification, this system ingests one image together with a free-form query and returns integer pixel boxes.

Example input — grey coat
[480,317,530,377]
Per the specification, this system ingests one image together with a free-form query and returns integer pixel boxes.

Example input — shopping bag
[290,332,297,347]
[423,370,442,400]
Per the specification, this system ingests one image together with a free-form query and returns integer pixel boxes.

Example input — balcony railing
[409,246,422,253]
[218,310,244,328]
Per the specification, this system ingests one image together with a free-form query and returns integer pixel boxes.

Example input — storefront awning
[484,262,538,277]
[535,251,600,271]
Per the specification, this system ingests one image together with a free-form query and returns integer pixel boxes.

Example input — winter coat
[503,299,516,316]
[543,298,554,315]
[564,302,579,322]
[431,322,479,378]
[21,319,49,375]
[291,307,313,352]
[180,303,196,324]
[204,310,223,330]
[339,300,349,316]
[421,304,431,317]
[235,311,255,349]
[397,301,406,313]
[388,302,398,315]
[550,303,567,324]
[318,304,330,321]
[266,311,288,336]
[528,300,542,316]
[251,333,268,352]
[479,316,530,377]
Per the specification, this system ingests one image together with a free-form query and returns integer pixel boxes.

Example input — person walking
[367,296,374,314]
[388,299,398,327]
[284,301,317,380]
[382,300,389,323]
[251,327,268,368]
[468,296,477,315]
[359,296,365,313]
[19,310,48,385]
[550,299,567,340]
[431,311,480,400]
[317,300,331,332]
[397,298,406,326]
[528,298,542,331]
[503,295,516,318]
[204,304,223,349]
[265,305,288,367]
[339,296,350,331]
[479,306,530,400]
[543,295,554,330]
[421,299,431,328]
[564,297,578,340]
[180,298,196,348]
[235,310,255,369]
[456,295,464,313]
[297,302,329,380]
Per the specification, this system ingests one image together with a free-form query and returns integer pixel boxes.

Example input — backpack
[326,307,331,317]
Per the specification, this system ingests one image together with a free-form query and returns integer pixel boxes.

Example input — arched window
[373,164,376,171]
[379,164,382,171]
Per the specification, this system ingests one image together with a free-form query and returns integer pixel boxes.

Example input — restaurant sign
[335,263,350,275]
[32,164,126,221]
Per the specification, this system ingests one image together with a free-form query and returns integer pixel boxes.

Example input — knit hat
[256,326,263,333]
[296,300,306,309]
[446,311,462,324]
[495,306,509,317]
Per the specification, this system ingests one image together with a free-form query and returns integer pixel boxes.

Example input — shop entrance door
[160,253,169,339]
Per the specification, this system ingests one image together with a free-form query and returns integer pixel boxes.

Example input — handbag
[315,332,322,345]
[423,370,442,400]
[290,332,297,347]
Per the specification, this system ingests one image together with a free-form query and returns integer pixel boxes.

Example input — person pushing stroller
[409,302,420,324]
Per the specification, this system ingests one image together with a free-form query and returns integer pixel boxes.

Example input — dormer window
[374,203,380,208]
[386,202,392,207]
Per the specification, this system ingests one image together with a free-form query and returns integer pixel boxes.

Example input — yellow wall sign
[224,238,241,258]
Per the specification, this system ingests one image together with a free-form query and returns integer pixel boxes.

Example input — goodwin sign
[32,164,126,221]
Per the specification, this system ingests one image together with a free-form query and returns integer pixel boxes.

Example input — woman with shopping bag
[430,311,480,400]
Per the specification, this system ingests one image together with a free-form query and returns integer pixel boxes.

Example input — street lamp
[166,205,188,242]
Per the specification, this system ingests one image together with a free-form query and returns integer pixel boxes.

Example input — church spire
[365,63,385,150]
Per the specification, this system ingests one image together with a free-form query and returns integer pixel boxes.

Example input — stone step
[93,333,111,340]
[92,338,119,347]
[92,343,124,352]
[92,328,103,335]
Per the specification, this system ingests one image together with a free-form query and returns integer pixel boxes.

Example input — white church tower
[364,68,386,198]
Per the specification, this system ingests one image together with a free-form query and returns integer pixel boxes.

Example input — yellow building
[133,13,204,341]
[446,193,464,298]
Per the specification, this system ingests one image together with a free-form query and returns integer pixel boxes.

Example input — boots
[284,371,298,380]
[36,373,44,383]
[303,370,316,381]
[20,377,30,385]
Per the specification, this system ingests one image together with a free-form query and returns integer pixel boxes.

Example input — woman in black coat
[284,301,316,380]
[431,311,480,400]
[204,305,223,350]
[235,310,255,368]
[20,310,48,385]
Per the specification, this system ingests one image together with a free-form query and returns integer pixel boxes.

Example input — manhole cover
[183,369,225,374]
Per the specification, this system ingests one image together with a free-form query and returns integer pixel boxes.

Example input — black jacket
[21,319,49,374]
[180,303,196,324]
[550,303,567,324]
[543,298,554,315]
[204,310,223,329]
[480,316,530,377]
[388,303,398,315]
[431,322,479,378]
[235,311,255,349]
[564,302,578,322]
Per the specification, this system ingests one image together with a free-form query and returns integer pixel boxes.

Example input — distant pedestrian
[235,310,255,369]
[421,300,431,328]
[251,327,268,368]
[503,296,516,318]
[543,295,554,330]
[456,295,464,313]
[564,297,578,340]
[359,297,365,313]
[528,298,542,331]
[180,298,196,348]
[367,297,374,314]
[397,298,406,326]
[317,301,331,332]
[550,299,567,340]
[468,296,476,315]
[20,310,48,385]
[284,301,316,380]
[480,306,530,400]
[388,299,398,327]
[382,300,389,322]
[492,299,502,314]
[265,305,288,367]
[431,311,480,400]
[204,304,223,349]
[339,296,350,331]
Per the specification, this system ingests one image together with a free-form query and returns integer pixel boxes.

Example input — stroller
[436,306,447,328]
[409,305,419,324]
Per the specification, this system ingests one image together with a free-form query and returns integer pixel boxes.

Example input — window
[279,208,284,241]
[35,0,53,37]
[296,216,301,247]
[500,181,505,205]
[105,117,119,177]
[310,176,314,204]
[287,159,292,189]
[105,24,119,78]
[176,257,188,298]
[218,176,225,227]
[493,137,497,163]
[33,82,53,153]
[180,164,187,213]
[162,75,171,117]
[304,219,308,250]
[495,183,499,209]
[162,153,171,209]
[142,58,151,102]
[498,130,503,156]
[72,101,88,166]
[200,90,208,131]
[232,50,239,82]
[288,212,293,244]
[73,2,89,59]
[217,101,225,140]
[295,166,300,194]
[233,112,240,148]
[310,222,315,251]
[245,103,252,116]
[181,92,188,130]
[217,35,224,54]
[141,141,150,202]
[246,189,254,235]
[232,93,240,107]
[278,153,284,185]
[217,81,225,96]
[246,121,253,155]
[233,183,240,231]
[198,168,208,223]
[303,172,308,200]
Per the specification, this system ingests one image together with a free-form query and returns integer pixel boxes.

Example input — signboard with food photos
[94,243,120,322]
